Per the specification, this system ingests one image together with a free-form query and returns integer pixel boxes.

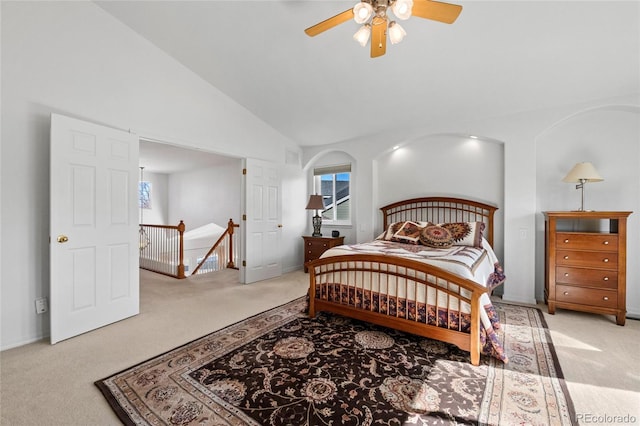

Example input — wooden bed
[307,197,502,366]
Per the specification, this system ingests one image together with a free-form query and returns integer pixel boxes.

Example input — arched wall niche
[373,133,506,265]
[304,150,358,244]
[534,104,640,311]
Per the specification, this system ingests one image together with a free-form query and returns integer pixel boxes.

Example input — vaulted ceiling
[97,1,639,150]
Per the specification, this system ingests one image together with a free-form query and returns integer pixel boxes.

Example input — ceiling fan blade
[370,17,387,58]
[305,9,354,37]
[412,0,462,24]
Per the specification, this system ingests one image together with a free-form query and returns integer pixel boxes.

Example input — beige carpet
[1,268,639,425]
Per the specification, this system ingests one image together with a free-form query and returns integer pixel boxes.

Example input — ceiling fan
[304,0,462,58]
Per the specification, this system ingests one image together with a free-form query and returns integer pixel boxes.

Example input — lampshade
[353,24,372,46]
[305,195,325,210]
[353,2,374,24]
[562,162,604,183]
[388,21,406,44]
[391,0,413,20]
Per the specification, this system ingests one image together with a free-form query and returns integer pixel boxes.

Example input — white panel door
[243,158,282,283]
[50,114,139,344]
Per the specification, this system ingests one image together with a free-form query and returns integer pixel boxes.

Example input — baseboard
[626,309,640,320]
[500,294,538,307]
[282,264,304,274]
[1,334,48,352]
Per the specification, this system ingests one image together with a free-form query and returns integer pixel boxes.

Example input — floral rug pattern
[96,298,576,425]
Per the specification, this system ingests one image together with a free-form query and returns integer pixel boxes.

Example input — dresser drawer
[556,250,618,269]
[555,285,617,308]
[556,232,618,252]
[556,266,617,289]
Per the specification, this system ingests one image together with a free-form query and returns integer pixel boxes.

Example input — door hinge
[242,168,247,175]
[242,214,246,221]
[242,260,246,267]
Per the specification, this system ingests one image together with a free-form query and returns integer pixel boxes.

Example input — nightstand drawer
[556,233,618,252]
[556,250,618,269]
[555,285,617,308]
[307,247,327,259]
[556,266,617,289]
[302,236,345,272]
[306,240,330,249]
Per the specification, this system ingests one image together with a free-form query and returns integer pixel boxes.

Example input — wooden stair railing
[139,221,186,279]
[191,219,239,275]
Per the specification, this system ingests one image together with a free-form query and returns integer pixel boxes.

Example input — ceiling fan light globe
[353,2,374,24]
[388,21,406,44]
[391,0,413,20]
[353,24,372,46]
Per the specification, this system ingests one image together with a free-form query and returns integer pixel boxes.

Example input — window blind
[313,164,352,176]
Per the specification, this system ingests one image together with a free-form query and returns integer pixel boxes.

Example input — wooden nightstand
[302,236,344,273]
[543,211,632,325]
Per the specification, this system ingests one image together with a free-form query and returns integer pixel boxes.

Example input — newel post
[226,218,235,269]
[177,220,186,278]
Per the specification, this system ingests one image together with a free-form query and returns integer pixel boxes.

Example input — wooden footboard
[307,254,489,366]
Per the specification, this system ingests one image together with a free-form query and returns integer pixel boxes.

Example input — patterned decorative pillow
[380,221,404,240]
[389,221,424,245]
[380,221,429,241]
[438,222,486,248]
[419,225,454,248]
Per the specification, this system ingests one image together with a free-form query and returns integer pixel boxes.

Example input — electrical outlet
[35,297,48,314]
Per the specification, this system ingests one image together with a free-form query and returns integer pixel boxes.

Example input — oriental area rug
[96,297,576,426]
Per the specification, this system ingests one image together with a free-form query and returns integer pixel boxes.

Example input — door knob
[57,235,69,243]
[277,224,283,228]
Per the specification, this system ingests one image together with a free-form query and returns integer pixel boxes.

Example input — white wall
[281,164,308,273]
[2,1,638,351]
[0,2,304,350]
[168,162,242,230]
[375,135,505,261]
[535,106,640,313]
[302,94,640,315]
[305,151,358,245]
[139,171,169,225]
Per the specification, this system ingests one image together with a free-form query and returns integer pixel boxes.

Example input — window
[313,164,351,225]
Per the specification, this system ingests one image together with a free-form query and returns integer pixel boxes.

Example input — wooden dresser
[302,236,344,273]
[543,211,632,325]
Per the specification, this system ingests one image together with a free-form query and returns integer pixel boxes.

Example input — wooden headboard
[380,197,498,248]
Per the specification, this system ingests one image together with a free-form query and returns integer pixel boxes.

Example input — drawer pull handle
[564,273,569,277]
[564,255,569,260]
[563,291,569,295]
[603,277,609,281]
[603,296,609,301]
[564,239,569,243]
[603,258,609,263]
[603,241,609,245]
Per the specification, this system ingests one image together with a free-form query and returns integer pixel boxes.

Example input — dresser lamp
[562,162,603,211]
[305,194,325,237]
